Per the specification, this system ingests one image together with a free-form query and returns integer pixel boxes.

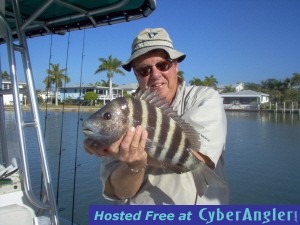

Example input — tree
[203,75,218,89]
[91,80,118,87]
[222,85,236,93]
[43,63,70,106]
[95,55,125,101]
[189,77,203,86]
[1,71,10,80]
[92,81,102,86]
[244,82,261,92]
[189,75,218,88]
[100,80,109,87]
[84,92,98,106]
[261,79,280,93]
[291,73,300,86]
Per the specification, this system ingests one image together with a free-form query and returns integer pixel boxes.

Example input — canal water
[3,110,300,224]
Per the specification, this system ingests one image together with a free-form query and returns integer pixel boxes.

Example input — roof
[61,84,137,90]
[0,0,156,43]
[60,85,108,89]
[60,85,126,90]
[1,79,26,85]
[221,90,269,97]
[118,83,138,90]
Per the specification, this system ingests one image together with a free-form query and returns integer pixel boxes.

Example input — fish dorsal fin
[136,89,201,151]
[135,88,143,99]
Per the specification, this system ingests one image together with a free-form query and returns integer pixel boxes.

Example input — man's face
[132,50,179,104]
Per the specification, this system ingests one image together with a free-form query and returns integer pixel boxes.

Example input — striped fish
[83,89,224,196]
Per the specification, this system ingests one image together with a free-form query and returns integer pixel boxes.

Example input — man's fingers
[119,127,136,151]
[139,129,148,150]
[130,126,143,151]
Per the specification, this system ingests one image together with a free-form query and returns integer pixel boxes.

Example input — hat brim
[122,46,186,72]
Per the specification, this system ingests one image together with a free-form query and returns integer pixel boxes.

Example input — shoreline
[4,105,101,112]
[4,105,300,114]
[225,108,300,114]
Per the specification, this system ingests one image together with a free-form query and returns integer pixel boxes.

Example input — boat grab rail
[0,2,59,224]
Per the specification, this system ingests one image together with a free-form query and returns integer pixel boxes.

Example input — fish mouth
[82,128,110,145]
[82,120,98,137]
[83,128,106,139]
[82,128,96,137]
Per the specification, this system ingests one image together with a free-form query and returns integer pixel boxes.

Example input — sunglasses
[134,60,174,77]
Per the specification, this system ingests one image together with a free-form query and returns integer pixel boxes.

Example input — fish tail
[191,165,226,197]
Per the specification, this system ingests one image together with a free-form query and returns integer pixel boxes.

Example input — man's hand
[83,126,148,168]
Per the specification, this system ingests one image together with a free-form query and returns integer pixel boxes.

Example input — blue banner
[89,205,299,224]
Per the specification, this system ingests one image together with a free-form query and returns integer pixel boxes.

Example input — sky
[1,0,300,90]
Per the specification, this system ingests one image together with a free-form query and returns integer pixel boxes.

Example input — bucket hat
[122,28,186,71]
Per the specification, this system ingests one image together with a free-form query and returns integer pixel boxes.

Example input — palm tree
[100,79,109,87]
[189,77,203,86]
[189,75,218,88]
[244,82,261,92]
[222,85,236,93]
[93,81,102,86]
[43,63,70,105]
[203,75,218,89]
[95,55,125,101]
[291,73,300,86]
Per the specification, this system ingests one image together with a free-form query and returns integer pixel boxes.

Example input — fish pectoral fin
[162,162,189,174]
[190,149,215,169]
[191,165,226,197]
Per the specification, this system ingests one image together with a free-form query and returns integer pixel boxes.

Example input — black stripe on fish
[180,139,194,168]
[131,98,143,127]
[166,122,183,163]
[154,112,170,159]
[136,90,215,170]
[83,89,224,197]
[145,98,157,144]
[115,97,130,118]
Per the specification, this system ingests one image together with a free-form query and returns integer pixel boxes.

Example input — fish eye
[103,112,112,120]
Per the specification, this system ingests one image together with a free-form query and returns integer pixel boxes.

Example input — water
[225,111,300,204]
[3,110,300,224]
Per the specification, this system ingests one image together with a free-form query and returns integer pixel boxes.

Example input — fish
[82,89,225,196]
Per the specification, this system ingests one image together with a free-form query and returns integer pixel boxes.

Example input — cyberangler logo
[198,207,298,224]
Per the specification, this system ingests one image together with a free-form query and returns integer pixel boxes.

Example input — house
[1,79,26,105]
[221,90,269,110]
[117,83,138,95]
[60,83,139,103]
[60,85,124,104]
[38,90,56,104]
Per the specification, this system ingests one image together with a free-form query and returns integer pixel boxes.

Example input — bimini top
[0,0,156,43]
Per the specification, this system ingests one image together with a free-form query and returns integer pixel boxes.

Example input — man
[84,28,229,204]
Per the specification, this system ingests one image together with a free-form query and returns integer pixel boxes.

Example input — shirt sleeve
[180,86,227,166]
[99,156,122,201]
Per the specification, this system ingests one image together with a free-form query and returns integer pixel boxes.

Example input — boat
[0,1,156,224]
